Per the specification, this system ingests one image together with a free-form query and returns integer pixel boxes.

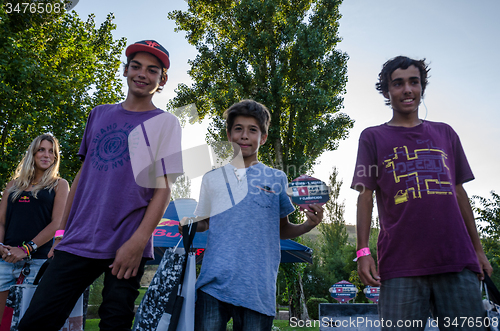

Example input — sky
[74,0,500,225]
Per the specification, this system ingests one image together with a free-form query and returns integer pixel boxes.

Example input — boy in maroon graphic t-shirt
[352,56,492,330]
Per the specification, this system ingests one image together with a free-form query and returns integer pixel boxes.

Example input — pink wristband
[55,230,65,238]
[355,247,371,261]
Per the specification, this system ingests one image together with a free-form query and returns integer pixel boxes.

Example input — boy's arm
[111,175,172,280]
[455,183,493,280]
[195,218,210,232]
[48,164,83,257]
[279,204,323,239]
[179,216,210,235]
[356,188,381,286]
[59,165,83,230]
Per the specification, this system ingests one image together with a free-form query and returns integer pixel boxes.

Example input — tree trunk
[298,273,309,320]
[282,263,307,319]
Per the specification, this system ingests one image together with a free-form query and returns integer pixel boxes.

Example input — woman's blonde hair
[9,134,61,201]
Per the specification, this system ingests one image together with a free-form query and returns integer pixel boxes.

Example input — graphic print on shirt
[19,195,30,203]
[89,122,135,172]
[383,139,452,205]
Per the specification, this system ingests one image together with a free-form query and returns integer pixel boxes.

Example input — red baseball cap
[125,40,170,69]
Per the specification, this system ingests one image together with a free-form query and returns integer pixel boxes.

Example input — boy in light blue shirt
[190,99,323,331]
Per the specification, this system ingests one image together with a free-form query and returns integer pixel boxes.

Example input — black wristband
[27,241,38,252]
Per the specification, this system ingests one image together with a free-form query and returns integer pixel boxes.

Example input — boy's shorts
[379,269,486,331]
[0,259,46,292]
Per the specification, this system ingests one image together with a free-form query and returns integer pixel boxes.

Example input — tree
[0,0,126,187]
[302,167,354,301]
[170,174,192,200]
[168,0,353,318]
[473,191,500,285]
[303,173,380,304]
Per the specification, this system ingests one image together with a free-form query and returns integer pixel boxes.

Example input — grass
[85,319,99,330]
[135,287,147,305]
[84,319,320,331]
[87,286,148,319]
[86,290,321,331]
[275,319,319,331]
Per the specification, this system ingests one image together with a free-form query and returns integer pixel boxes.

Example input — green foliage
[84,319,100,331]
[348,270,369,303]
[302,168,354,301]
[170,174,192,200]
[86,319,290,331]
[474,191,500,285]
[276,269,289,306]
[279,262,308,317]
[349,212,380,303]
[274,320,319,331]
[168,0,353,318]
[168,0,353,173]
[226,320,283,331]
[88,278,146,319]
[303,169,380,304]
[306,297,328,320]
[474,191,500,239]
[0,1,125,186]
[88,274,104,317]
[135,287,147,305]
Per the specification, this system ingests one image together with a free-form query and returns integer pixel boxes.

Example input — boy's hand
[476,250,493,280]
[303,204,324,231]
[178,217,190,236]
[48,238,62,258]
[357,255,381,287]
[110,239,144,279]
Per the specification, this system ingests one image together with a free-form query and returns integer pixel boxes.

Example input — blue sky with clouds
[75,0,500,224]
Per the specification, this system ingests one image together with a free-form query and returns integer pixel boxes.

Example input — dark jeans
[18,250,146,331]
[195,289,274,331]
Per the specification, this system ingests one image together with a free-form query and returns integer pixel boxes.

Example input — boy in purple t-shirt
[19,40,182,331]
[352,56,492,330]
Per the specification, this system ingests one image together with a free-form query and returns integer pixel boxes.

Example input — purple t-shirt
[56,103,183,259]
[351,121,480,281]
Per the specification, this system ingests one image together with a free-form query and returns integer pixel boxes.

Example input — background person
[0,134,69,322]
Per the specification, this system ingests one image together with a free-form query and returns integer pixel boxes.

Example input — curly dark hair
[124,53,168,93]
[376,56,430,105]
[223,100,271,135]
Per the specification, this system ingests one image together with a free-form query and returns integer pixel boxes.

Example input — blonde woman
[0,134,69,321]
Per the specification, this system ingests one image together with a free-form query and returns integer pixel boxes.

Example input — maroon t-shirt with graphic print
[351,121,480,281]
